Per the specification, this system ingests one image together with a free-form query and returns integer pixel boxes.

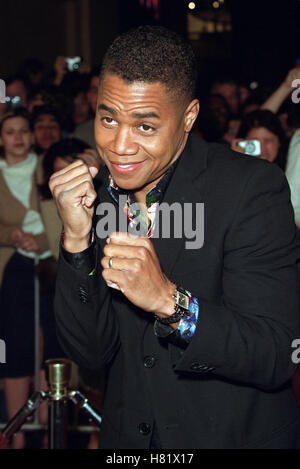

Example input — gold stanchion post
[45,359,71,449]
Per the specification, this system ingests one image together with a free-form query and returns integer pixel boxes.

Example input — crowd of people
[0,58,103,449]
[0,47,300,449]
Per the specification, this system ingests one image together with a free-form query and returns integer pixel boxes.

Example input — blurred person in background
[31,105,63,156]
[210,78,240,114]
[28,86,73,133]
[27,88,46,113]
[194,94,230,143]
[18,58,46,89]
[285,110,300,229]
[51,55,91,88]
[223,114,242,144]
[5,75,28,110]
[72,67,100,149]
[0,108,52,449]
[231,109,287,170]
[241,95,262,115]
[238,82,250,107]
[72,89,93,128]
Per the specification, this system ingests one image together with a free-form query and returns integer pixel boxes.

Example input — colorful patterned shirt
[106,170,199,343]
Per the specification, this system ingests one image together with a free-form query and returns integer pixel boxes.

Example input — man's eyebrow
[132,111,160,119]
[98,105,159,119]
[98,104,117,114]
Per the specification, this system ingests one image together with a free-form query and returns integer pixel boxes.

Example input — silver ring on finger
[109,256,114,269]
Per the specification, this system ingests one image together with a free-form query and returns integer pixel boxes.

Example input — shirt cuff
[60,240,97,276]
[177,293,199,342]
[154,292,199,344]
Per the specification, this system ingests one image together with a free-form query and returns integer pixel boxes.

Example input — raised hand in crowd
[52,56,68,86]
[230,138,246,154]
[261,67,300,114]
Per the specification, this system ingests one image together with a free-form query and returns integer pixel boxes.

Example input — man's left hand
[101,232,176,318]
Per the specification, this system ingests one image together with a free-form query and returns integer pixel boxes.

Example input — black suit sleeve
[54,240,120,369]
[171,162,300,391]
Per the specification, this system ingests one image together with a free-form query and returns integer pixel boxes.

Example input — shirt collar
[107,158,178,207]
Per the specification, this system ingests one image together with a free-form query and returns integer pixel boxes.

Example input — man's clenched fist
[101,232,176,319]
[49,160,98,252]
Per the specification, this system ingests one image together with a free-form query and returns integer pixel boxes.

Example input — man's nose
[112,127,138,155]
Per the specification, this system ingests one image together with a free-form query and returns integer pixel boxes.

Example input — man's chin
[112,172,153,194]
[113,178,143,192]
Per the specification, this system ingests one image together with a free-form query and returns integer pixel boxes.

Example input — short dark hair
[100,25,197,102]
[238,110,285,143]
[238,110,287,170]
[30,104,63,130]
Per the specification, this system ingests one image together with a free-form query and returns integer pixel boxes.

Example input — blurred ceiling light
[188,2,196,9]
[212,1,220,8]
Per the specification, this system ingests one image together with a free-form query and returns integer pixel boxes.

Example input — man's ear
[184,99,200,133]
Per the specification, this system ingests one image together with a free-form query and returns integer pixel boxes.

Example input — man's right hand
[49,160,98,252]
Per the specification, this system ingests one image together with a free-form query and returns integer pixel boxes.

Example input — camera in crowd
[65,56,82,72]
[238,139,261,156]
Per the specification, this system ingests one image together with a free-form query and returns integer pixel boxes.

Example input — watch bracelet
[154,286,190,325]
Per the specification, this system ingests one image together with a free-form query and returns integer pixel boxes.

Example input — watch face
[177,291,189,310]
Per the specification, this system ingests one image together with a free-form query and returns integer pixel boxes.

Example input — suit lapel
[151,134,209,279]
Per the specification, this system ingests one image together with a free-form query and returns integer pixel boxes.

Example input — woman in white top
[0,108,51,449]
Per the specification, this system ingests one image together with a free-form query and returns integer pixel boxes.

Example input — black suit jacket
[55,134,300,448]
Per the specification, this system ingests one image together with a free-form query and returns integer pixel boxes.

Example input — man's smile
[110,161,145,174]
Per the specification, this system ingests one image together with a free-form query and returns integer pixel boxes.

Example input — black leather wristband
[154,304,189,325]
[154,286,190,325]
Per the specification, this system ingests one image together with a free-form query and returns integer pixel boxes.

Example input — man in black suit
[50,26,300,448]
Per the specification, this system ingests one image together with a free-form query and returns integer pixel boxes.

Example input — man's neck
[133,189,147,207]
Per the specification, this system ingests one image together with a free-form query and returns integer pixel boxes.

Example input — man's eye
[140,124,154,133]
[102,117,116,125]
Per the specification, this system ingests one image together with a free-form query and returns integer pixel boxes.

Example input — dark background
[1,0,300,96]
